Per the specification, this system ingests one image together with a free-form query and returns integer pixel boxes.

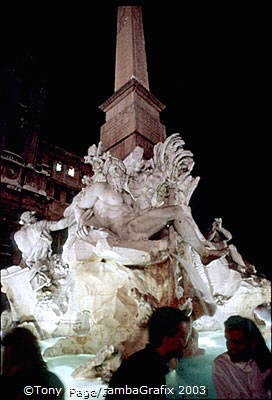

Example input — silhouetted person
[212,315,271,399]
[105,306,191,399]
[1,327,65,399]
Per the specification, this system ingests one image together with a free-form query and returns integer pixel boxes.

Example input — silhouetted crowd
[1,308,271,399]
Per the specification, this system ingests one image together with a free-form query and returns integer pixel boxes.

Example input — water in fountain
[42,327,271,400]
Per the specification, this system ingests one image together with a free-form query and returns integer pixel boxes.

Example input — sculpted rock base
[2,135,271,383]
[44,253,179,357]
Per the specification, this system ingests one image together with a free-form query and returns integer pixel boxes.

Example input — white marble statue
[3,133,270,366]
[71,344,122,382]
[14,210,73,289]
[1,266,38,323]
[0,212,74,333]
[191,218,271,329]
[63,137,227,267]
[14,210,72,267]
[206,217,255,275]
[43,134,222,355]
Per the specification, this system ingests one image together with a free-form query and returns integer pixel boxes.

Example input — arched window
[55,161,62,172]
[67,166,75,177]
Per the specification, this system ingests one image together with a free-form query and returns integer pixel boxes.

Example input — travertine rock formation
[2,134,270,382]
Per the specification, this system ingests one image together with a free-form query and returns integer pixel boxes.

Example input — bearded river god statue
[2,134,270,370]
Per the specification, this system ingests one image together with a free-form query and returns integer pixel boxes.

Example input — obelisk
[99,6,166,159]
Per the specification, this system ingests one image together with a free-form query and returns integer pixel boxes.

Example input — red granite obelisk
[99,6,166,159]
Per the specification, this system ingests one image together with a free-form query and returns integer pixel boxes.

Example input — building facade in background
[0,131,91,267]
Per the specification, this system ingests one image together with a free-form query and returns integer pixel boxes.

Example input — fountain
[1,6,271,397]
[1,134,270,386]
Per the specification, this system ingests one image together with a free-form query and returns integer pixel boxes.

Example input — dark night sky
[1,2,270,278]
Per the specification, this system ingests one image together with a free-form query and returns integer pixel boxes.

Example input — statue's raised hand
[76,225,89,240]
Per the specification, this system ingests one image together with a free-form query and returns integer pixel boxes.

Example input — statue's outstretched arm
[48,213,75,231]
[72,186,99,239]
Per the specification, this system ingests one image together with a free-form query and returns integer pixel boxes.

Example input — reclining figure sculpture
[62,134,227,267]
[2,133,270,370]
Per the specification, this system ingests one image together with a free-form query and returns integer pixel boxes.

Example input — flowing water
[42,327,271,399]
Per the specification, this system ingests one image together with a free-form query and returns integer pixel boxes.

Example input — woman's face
[225,329,250,362]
